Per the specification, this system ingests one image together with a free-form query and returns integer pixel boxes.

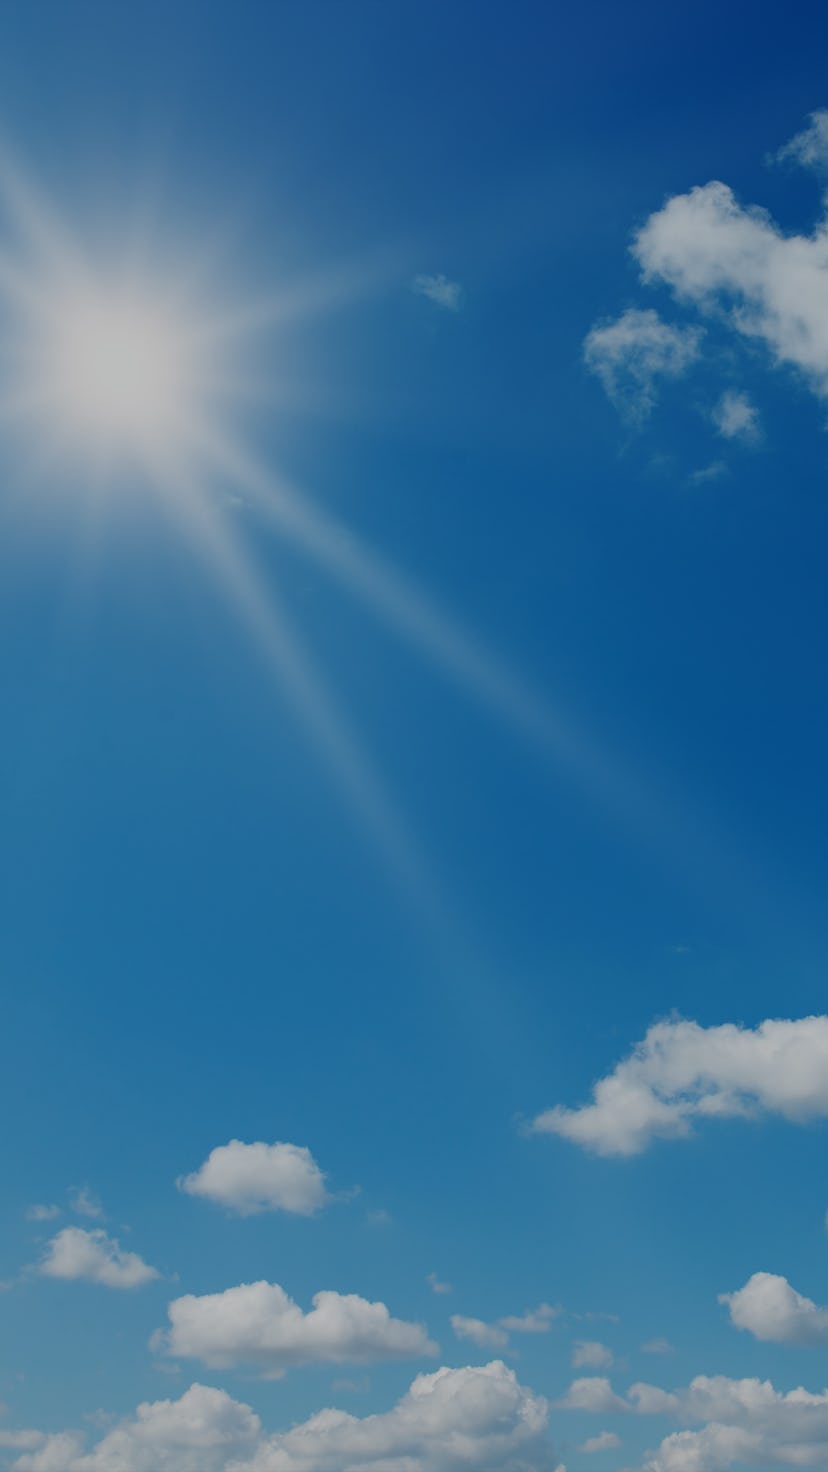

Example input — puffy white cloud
[155,1279,436,1373]
[634,179,828,398]
[556,1378,630,1414]
[451,1314,510,1350]
[720,1271,828,1344]
[530,1014,828,1155]
[12,1385,260,1472]
[711,390,760,442]
[411,273,462,311]
[775,110,828,171]
[8,1365,554,1472]
[579,1432,621,1453]
[583,307,702,417]
[38,1227,159,1289]
[178,1140,330,1217]
[556,1367,828,1471]
[500,1304,559,1334]
[638,1374,828,1472]
[572,1341,614,1369]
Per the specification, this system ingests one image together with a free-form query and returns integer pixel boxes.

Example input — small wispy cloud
[411,273,462,311]
[688,459,728,485]
[572,1339,614,1369]
[712,389,760,443]
[773,109,828,171]
[25,1203,61,1222]
[583,307,702,419]
[642,1336,674,1354]
[68,1186,104,1219]
[426,1272,452,1294]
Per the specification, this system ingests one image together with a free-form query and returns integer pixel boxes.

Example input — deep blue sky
[3,4,828,1470]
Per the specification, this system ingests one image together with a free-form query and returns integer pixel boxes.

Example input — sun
[30,278,200,458]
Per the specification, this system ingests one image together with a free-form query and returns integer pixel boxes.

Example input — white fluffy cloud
[556,1378,630,1414]
[530,1014,828,1155]
[178,1140,330,1216]
[38,1227,159,1289]
[633,179,828,398]
[720,1272,828,1344]
[583,307,702,417]
[451,1315,510,1350]
[555,1368,828,1471]
[572,1341,614,1369]
[411,273,462,311]
[8,1364,554,1472]
[711,389,759,442]
[640,1374,828,1472]
[155,1279,436,1373]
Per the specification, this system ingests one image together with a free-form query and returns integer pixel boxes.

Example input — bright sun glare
[35,282,198,456]
[0,148,669,917]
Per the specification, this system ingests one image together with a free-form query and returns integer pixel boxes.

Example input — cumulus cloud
[720,1272,828,1344]
[178,1140,330,1217]
[639,1373,828,1472]
[155,1279,436,1373]
[775,109,828,171]
[633,178,828,399]
[38,1227,160,1289]
[24,1204,60,1223]
[579,1432,621,1453]
[572,1341,614,1369]
[8,1364,554,1472]
[712,389,760,442]
[451,1315,510,1350]
[411,273,462,311]
[556,1378,630,1414]
[555,1366,828,1471]
[583,307,702,417]
[530,1014,828,1156]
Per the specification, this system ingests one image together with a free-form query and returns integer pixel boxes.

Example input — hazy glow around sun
[32,280,200,456]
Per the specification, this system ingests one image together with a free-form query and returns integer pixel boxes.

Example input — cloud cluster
[154,1279,436,1373]
[38,1227,160,1289]
[633,179,828,398]
[178,1140,330,1216]
[583,307,702,418]
[555,1368,828,1472]
[530,1014,828,1155]
[9,1364,554,1472]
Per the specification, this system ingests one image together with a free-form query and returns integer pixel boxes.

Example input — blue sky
[5,2,828,1470]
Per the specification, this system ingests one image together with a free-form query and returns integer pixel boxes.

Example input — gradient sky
[3,4,828,1471]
